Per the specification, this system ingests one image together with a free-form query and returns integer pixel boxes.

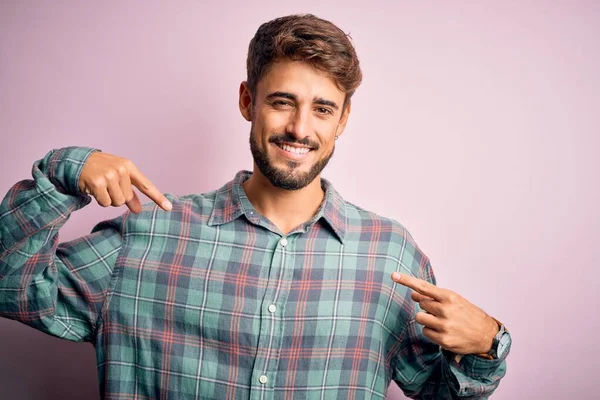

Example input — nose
[286,107,311,139]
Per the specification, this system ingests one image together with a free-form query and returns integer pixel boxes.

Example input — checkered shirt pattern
[0,147,509,399]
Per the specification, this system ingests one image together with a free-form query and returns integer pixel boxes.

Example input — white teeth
[280,144,310,154]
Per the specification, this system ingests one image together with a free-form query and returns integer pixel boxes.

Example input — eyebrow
[266,91,339,110]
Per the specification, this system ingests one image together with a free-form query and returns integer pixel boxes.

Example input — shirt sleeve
[0,146,125,342]
[391,258,510,399]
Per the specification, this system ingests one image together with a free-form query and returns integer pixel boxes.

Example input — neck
[243,167,325,235]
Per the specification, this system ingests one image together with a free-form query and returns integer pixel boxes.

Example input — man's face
[240,60,350,190]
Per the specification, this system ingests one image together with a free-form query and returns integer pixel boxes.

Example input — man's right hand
[78,151,172,214]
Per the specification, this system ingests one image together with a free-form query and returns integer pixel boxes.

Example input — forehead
[256,60,344,103]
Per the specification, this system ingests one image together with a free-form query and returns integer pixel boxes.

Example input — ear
[334,101,352,139]
[239,81,252,122]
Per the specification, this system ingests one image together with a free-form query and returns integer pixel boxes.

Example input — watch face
[497,332,511,357]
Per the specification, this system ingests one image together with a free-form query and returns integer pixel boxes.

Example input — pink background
[1,1,598,399]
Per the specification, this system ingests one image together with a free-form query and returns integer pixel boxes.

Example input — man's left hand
[391,272,499,355]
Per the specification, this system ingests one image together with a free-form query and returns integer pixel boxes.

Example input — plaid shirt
[0,147,509,399]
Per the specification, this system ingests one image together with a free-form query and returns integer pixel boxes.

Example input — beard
[249,129,335,191]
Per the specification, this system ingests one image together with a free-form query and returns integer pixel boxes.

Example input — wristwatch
[478,319,511,360]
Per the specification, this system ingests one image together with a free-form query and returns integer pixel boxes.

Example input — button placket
[249,235,291,399]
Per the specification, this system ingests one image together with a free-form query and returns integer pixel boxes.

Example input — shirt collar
[208,170,347,243]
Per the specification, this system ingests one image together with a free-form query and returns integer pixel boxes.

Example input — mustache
[268,133,319,150]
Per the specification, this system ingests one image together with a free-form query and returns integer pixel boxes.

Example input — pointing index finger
[391,272,444,302]
[129,165,172,211]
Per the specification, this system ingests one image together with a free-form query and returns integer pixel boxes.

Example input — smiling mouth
[275,142,313,155]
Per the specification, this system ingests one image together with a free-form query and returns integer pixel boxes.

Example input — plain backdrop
[1,1,599,399]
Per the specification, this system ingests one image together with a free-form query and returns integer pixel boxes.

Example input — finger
[129,166,172,211]
[391,272,444,302]
[127,190,143,214]
[411,291,434,303]
[119,171,134,203]
[418,299,444,317]
[118,172,142,214]
[415,311,444,331]
[422,326,444,345]
[93,187,112,208]
[106,179,126,207]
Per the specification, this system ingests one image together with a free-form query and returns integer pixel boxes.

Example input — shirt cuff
[441,345,509,397]
[444,351,506,377]
[40,146,101,195]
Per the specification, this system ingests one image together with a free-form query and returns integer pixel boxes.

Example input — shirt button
[268,304,277,313]
[280,238,288,247]
[259,375,268,384]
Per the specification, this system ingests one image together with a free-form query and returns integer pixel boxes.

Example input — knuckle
[437,306,447,318]
[116,165,128,176]
[104,170,117,181]
[123,159,134,169]
[89,178,105,189]
[444,320,457,334]
[439,320,449,332]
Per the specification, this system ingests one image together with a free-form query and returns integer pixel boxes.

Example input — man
[0,14,510,399]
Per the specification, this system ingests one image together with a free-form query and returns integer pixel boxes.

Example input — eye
[316,107,333,115]
[273,100,292,107]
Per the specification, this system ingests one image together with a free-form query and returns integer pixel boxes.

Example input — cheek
[312,138,334,159]
[259,108,289,129]
[250,115,270,142]
[316,124,339,148]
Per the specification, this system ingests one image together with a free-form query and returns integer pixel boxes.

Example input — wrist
[475,316,501,358]
[483,316,500,352]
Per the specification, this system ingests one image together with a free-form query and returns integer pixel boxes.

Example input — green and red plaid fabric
[0,147,509,399]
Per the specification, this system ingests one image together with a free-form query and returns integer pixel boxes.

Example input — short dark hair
[246,14,362,109]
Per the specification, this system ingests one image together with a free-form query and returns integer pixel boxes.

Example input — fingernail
[392,272,401,280]
[162,200,172,210]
